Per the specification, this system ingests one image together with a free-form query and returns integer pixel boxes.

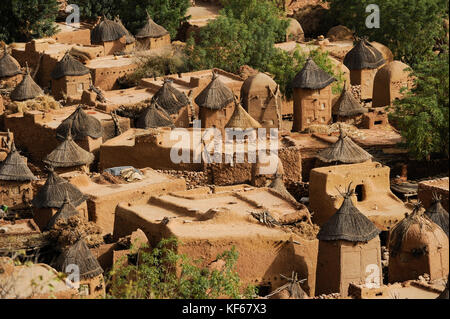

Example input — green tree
[0,0,59,43]
[106,237,257,299]
[326,0,448,66]
[388,51,449,160]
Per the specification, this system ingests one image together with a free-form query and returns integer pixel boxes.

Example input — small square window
[79,284,90,296]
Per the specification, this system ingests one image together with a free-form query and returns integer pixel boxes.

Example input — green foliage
[0,0,59,43]
[326,0,448,66]
[73,0,191,38]
[388,51,449,160]
[106,237,257,299]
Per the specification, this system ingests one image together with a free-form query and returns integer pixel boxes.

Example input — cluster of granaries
[0,16,447,299]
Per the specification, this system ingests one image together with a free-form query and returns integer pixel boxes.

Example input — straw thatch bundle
[291,57,336,90]
[46,191,80,230]
[91,16,127,43]
[225,103,261,129]
[51,52,90,80]
[0,142,37,181]
[152,79,189,115]
[317,184,381,242]
[43,132,94,168]
[6,95,61,114]
[0,49,22,78]
[56,106,103,141]
[265,272,307,299]
[135,12,169,39]
[343,39,385,70]
[333,82,367,117]
[425,193,449,237]
[32,168,88,208]
[10,67,43,101]
[55,239,103,279]
[269,175,297,203]
[114,16,136,44]
[195,72,235,110]
[136,101,175,129]
[316,127,372,164]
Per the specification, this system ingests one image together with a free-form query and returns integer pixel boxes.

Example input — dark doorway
[355,184,365,201]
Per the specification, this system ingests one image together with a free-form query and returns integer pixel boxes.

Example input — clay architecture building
[372,60,413,108]
[32,168,89,231]
[418,177,449,212]
[152,79,190,127]
[135,13,171,50]
[56,106,103,152]
[291,58,336,132]
[114,16,136,52]
[343,39,386,100]
[0,48,23,87]
[136,102,175,129]
[0,143,37,210]
[55,238,105,298]
[388,205,449,283]
[195,72,235,130]
[51,52,91,100]
[424,194,449,237]
[43,131,95,174]
[10,67,44,102]
[315,128,372,166]
[315,185,382,297]
[90,16,128,56]
[240,72,282,129]
[225,102,262,131]
[46,191,80,230]
[332,82,366,124]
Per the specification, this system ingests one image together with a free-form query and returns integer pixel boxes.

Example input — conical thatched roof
[0,50,22,78]
[43,132,94,168]
[389,203,441,257]
[32,168,88,208]
[0,143,37,181]
[317,184,380,242]
[266,272,307,299]
[135,13,169,39]
[114,16,136,44]
[269,175,297,203]
[195,73,235,110]
[425,194,449,237]
[316,128,372,164]
[55,239,103,280]
[343,39,385,70]
[56,106,103,141]
[333,82,367,116]
[10,67,43,101]
[291,58,336,90]
[225,103,262,129]
[136,102,175,129]
[152,79,189,115]
[51,52,90,80]
[91,16,127,43]
[46,191,79,230]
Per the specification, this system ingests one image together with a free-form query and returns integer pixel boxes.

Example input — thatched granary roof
[316,128,372,164]
[136,102,175,129]
[56,106,103,141]
[114,16,136,44]
[10,67,43,101]
[317,184,381,242]
[55,239,103,280]
[0,50,22,78]
[135,13,169,39]
[0,143,37,182]
[266,272,307,299]
[43,132,94,168]
[291,58,336,90]
[152,79,189,115]
[51,52,90,80]
[343,39,385,70]
[425,194,449,237]
[46,191,80,230]
[225,103,261,129]
[32,168,88,208]
[389,203,444,257]
[91,16,127,43]
[269,175,297,203]
[195,73,235,110]
[333,82,367,117]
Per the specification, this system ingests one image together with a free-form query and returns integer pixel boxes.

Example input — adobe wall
[100,37,127,56]
[243,90,281,129]
[33,201,89,231]
[51,74,91,100]
[292,86,333,132]
[0,181,33,210]
[88,60,138,91]
[137,34,171,51]
[199,103,235,130]
[418,178,449,211]
[52,28,91,46]
[0,74,23,89]
[309,162,407,230]
[350,68,379,100]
